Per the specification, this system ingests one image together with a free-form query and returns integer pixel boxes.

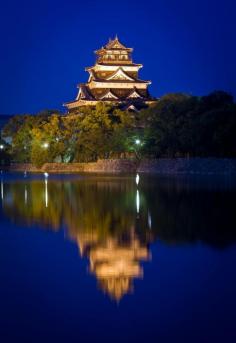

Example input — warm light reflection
[45,179,48,208]
[79,234,150,301]
[136,189,140,214]
[2,178,152,301]
[24,186,28,205]
[1,176,235,300]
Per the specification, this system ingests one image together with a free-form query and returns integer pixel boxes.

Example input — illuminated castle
[64,36,156,112]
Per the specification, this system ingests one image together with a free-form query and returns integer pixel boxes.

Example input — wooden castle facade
[64,36,156,112]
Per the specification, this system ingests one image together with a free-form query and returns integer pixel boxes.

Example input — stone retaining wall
[7,159,138,173]
[4,158,236,174]
[138,158,236,174]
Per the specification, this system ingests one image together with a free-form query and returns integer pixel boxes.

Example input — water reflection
[1,174,236,300]
[1,175,153,300]
[78,232,150,300]
[1,179,3,201]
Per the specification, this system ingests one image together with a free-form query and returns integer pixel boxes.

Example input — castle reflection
[1,174,236,300]
[76,232,150,300]
[1,176,153,301]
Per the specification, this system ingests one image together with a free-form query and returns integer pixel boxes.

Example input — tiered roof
[64,36,156,111]
[96,35,133,52]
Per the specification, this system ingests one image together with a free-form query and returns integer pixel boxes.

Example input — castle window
[119,55,127,60]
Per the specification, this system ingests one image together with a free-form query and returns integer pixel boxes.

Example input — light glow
[42,143,49,149]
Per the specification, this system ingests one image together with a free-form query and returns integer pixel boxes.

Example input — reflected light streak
[135,173,140,186]
[148,211,152,229]
[136,190,140,214]
[24,186,28,205]
[1,179,3,201]
[45,179,48,208]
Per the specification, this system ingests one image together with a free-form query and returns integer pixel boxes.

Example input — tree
[0,139,10,166]
[141,91,236,158]
[2,91,236,165]
[73,103,135,162]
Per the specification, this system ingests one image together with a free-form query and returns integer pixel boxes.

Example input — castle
[64,36,156,112]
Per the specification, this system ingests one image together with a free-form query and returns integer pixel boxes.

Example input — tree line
[1,91,236,166]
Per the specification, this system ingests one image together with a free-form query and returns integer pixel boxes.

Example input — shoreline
[2,158,236,175]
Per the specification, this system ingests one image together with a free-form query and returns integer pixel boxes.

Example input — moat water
[0,172,236,342]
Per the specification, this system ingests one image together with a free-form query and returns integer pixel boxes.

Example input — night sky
[0,0,235,114]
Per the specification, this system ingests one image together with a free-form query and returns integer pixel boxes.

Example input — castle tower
[64,36,156,112]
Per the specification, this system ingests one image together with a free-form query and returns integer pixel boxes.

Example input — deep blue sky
[0,0,235,114]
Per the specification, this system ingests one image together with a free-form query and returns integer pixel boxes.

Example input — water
[0,172,236,342]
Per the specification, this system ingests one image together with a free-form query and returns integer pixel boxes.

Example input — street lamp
[42,142,49,149]
[0,145,4,150]
[135,139,141,145]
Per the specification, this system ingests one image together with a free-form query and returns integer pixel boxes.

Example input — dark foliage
[141,91,236,157]
[2,91,236,165]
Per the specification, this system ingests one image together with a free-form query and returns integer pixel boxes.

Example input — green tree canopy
[2,91,236,166]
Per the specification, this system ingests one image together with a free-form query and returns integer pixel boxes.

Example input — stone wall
[6,159,137,173]
[43,159,137,173]
[6,163,40,172]
[3,158,236,174]
[138,158,236,175]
